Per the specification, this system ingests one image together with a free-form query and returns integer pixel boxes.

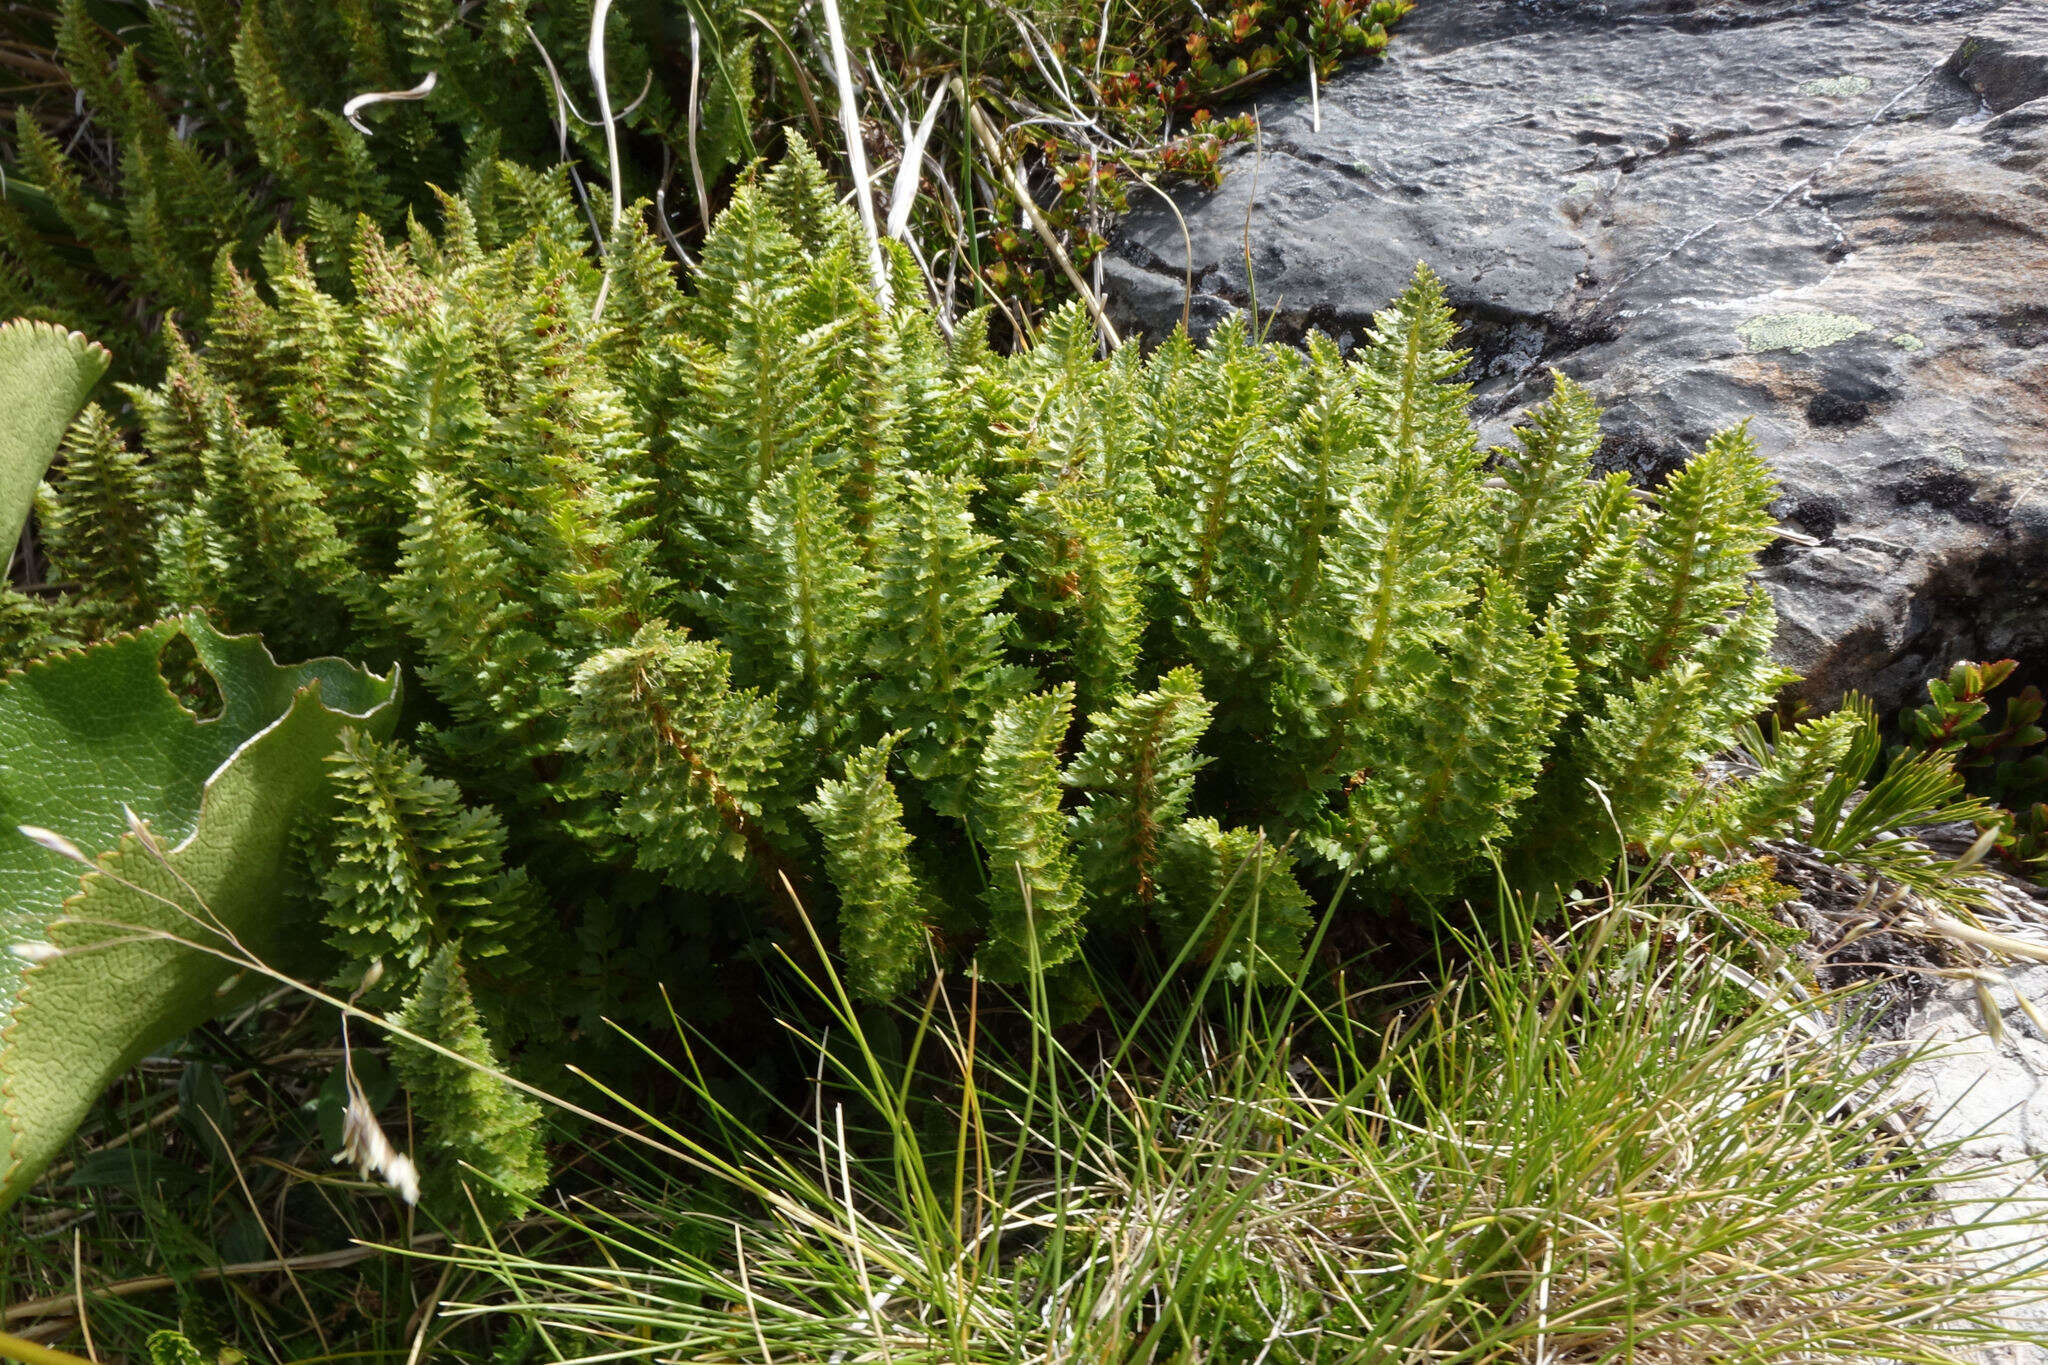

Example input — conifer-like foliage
[31,150,1788,1018]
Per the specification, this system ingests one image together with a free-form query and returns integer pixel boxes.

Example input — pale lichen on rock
[1738,311,1874,354]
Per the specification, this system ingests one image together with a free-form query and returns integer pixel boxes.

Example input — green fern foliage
[35,159,1794,1004]
[390,946,549,1225]
[2,0,762,375]
[973,685,1083,981]
[1154,820,1314,985]
[803,734,936,1000]
[39,403,162,619]
[867,470,1029,817]
[311,731,548,998]
[1066,668,1214,925]
[569,623,801,898]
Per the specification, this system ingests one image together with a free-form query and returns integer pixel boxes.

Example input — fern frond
[190,409,362,656]
[803,733,936,1001]
[867,471,1029,815]
[12,108,131,279]
[1154,819,1313,984]
[763,136,861,261]
[1011,486,1142,714]
[1551,472,1645,685]
[1489,372,1602,606]
[1066,668,1214,924]
[1355,262,1477,478]
[973,685,1082,980]
[390,946,549,1226]
[1320,578,1574,898]
[388,471,558,752]
[1625,424,1778,678]
[40,403,162,621]
[567,622,800,896]
[1148,316,1279,608]
[717,459,873,747]
[314,731,548,992]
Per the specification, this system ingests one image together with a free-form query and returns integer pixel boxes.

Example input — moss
[1737,311,1872,354]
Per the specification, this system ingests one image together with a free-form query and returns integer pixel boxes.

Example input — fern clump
[1,0,760,376]
[35,151,1788,1011]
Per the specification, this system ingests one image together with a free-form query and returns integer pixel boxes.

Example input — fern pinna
[34,147,1786,1015]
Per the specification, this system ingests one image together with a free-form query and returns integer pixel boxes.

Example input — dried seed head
[334,1084,421,1205]
[1974,978,2006,1045]
[1954,823,2002,872]
[17,825,90,865]
[122,804,166,857]
[2016,991,2048,1041]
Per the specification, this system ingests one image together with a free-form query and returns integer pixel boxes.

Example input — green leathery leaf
[0,615,399,1206]
[0,317,111,549]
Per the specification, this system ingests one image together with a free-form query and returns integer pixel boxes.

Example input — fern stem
[627,659,810,921]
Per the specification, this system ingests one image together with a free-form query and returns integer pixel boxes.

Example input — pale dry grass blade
[816,0,891,306]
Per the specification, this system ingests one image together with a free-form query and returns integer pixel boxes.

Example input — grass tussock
[421,894,2045,1363]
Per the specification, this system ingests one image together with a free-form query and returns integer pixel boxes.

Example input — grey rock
[1948,17,2048,112]
[1903,962,2048,1360]
[1102,0,2048,710]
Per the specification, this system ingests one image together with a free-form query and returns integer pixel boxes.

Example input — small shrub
[1900,659,2048,879]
